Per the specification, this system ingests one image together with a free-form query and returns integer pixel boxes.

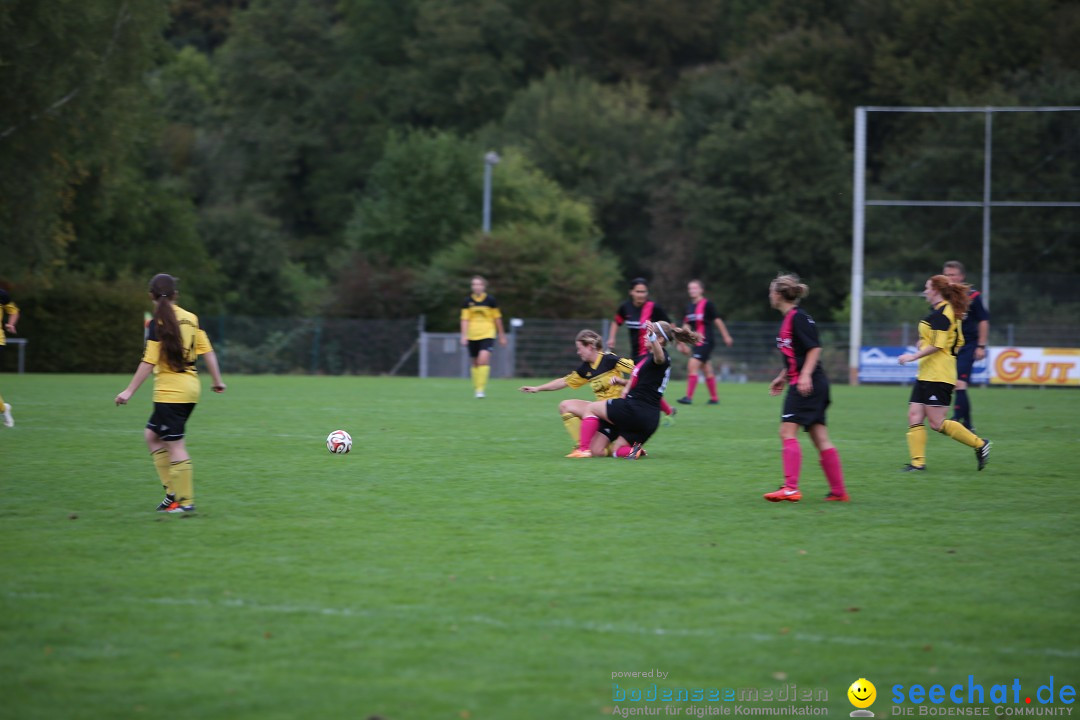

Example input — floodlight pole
[482,151,501,233]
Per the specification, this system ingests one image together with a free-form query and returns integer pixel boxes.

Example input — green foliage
[344,129,481,265]
[0,0,172,282]
[339,144,610,323]
[421,223,620,330]
[487,71,674,273]
[678,86,851,320]
[9,274,148,373]
[199,203,326,317]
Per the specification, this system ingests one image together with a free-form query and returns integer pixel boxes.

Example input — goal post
[848,105,1080,385]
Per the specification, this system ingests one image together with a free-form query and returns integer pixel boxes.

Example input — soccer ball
[326,429,352,454]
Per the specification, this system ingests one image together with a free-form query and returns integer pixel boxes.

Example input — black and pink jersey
[626,350,672,407]
[683,298,720,346]
[777,307,826,385]
[614,300,670,358]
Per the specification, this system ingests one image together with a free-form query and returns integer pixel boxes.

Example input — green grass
[1,375,1078,719]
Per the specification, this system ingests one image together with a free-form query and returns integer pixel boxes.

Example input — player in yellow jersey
[0,287,20,427]
[519,329,636,454]
[460,275,507,398]
[115,274,226,514]
[898,275,991,472]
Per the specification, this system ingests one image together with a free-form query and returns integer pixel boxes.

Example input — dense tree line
[2,0,1078,335]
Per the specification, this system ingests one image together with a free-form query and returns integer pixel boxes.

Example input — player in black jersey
[571,321,702,458]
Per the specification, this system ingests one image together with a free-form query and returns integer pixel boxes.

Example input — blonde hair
[654,321,703,346]
[575,329,603,351]
[770,273,809,303]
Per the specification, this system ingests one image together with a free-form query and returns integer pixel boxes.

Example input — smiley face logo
[848,678,877,709]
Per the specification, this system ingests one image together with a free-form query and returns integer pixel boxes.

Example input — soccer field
[1,375,1078,719]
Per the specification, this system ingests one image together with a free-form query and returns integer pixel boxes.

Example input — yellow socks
[472,365,490,393]
[170,459,194,507]
[906,423,927,468]
[940,419,982,449]
[151,449,173,495]
[561,412,582,445]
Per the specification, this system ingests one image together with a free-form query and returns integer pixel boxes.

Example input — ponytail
[930,274,972,318]
[655,321,703,346]
[149,274,185,372]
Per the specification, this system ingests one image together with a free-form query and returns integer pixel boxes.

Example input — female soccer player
[898,275,991,472]
[460,275,507,398]
[115,274,226,514]
[675,279,734,405]
[763,274,849,502]
[0,287,19,427]
[605,277,676,420]
[519,329,635,453]
[572,320,701,458]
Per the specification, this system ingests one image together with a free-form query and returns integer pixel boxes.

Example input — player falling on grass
[0,287,19,428]
[571,320,701,459]
[763,274,849,503]
[605,277,678,422]
[942,260,989,431]
[675,279,734,406]
[460,275,507,398]
[898,275,991,473]
[519,329,635,455]
[115,274,226,515]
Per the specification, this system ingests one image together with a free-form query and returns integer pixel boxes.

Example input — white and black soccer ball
[326,429,352,455]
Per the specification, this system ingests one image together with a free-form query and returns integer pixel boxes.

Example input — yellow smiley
[848,678,877,709]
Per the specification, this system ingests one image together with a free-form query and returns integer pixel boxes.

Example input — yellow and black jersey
[461,293,502,340]
[142,305,214,404]
[0,289,16,346]
[917,300,964,384]
[564,352,635,401]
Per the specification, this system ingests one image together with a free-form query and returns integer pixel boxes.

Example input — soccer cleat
[155,495,176,512]
[764,487,802,502]
[823,492,850,502]
[901,463,927,472]
[676,396,692,405]
[165,503,196,515]
[626,442,646,460]
[706,399,719,405]
[565,449,592,458]
[2,402,12,427]
[976,438,991,471]
[475,390,485,398]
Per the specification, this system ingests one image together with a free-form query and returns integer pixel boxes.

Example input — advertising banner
[859,346,992,384]
[989,347,1080,386]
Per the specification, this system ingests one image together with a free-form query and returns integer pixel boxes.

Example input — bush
[5,276,150,373]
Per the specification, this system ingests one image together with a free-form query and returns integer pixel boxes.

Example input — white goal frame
[849,105,1080,384]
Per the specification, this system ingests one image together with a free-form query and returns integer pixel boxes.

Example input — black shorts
[597,420,618,441]
[909,380,953,407]
[691,342,715,362]
[468,338,495,358]
[605,398,661,445]
[955,346,976,383]
[147,402,196,442]
[781,380,831,428]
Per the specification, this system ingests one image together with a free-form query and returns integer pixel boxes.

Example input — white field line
[5,591,1078,658]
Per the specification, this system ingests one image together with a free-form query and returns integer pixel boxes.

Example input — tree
[0,0,172,283]
[678,86,850,320]
[486,70,674,275]
[420,224,620,330]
